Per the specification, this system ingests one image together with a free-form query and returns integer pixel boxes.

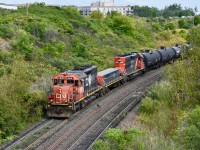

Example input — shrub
[94,128,145,150]
[0,25,15,39]
[11,30,35,60]
[174,106,200,149]
[139,97,160,114]
[90,11,104,20]
[164,22,176,30]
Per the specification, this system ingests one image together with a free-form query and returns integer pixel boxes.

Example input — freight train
[47,44,191,118]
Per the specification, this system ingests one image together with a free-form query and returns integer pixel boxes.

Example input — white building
[78,1,133,16]
[0,4,18,10]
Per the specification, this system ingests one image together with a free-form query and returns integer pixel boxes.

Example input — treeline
[131,4,200,30]
[132,3,196,18]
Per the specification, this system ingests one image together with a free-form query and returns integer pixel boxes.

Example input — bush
[94,128,145,150]
[179,29,187,38]
[187,26,200,47]
[164,22,176,30]
[151,22,163,32]
[0,25,15,39]
[139,97,160,114]
[174,106,200,149]
[11,30,35,60]
[90,11,104,20]
[178,19,192,29]
[194,16,200,26]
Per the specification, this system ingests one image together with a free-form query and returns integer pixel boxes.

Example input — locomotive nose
[53,86,71,103]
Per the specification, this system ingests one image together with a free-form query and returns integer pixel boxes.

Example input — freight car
[47,44,188,118]
[141,50,161,69]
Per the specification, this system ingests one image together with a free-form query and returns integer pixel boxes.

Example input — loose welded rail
[46,70,162,150]
[1,119,52,150]
[70,74,161,150]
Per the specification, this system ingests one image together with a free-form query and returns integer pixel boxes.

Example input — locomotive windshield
[67,77,74,84]
[54,78,64,85]
[58,78,64,84]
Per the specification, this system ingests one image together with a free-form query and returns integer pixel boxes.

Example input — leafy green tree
[90,11,104,20]
[11,30,35,60]
[109,11,122,18]
[131,5,160,17]
[178,19,192,29]
[162,3,194,18]
[0,25,15,38]
[174,106,200,149]
[111,15,135,36]
[151,22,163,32]
[164,22,176,30]
[194,15,200,26]
[187,25,200,47]
[94,128,145,150]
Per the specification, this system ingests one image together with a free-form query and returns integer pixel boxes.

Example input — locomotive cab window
[75,80,79,86]
[54,79,58,85]
[67,78,74,84]
[58,78,64,84]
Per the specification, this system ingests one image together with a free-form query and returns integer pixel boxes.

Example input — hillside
[0,3,187,143]
[93,26,200,150]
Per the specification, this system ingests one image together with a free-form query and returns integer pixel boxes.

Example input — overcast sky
[1,0,199,12]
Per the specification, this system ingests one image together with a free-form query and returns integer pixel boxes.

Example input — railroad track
[86,74,161,150]
[1,119,52,150]
[40,69,162,150]
[22,106,84,150]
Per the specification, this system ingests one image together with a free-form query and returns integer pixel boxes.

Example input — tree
[132,5,160,17]
[111,15,135,36]
[162,3,194,18]
[164,22,176,30]
[90,11,103,20]
[194,16,200,26]
[94,128,145,150]
[178,19,192,29]
[174,106,200,149]
[187,25,200,47]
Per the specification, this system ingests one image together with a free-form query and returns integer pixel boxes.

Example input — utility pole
[26,3,29,16]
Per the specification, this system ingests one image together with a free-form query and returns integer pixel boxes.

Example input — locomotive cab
[48,73,84,105]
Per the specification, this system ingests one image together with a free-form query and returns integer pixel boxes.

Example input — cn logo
[56,94,67,99]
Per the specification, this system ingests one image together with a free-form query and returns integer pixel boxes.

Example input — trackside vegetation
[94,26,200,149]
[0,2,198,145]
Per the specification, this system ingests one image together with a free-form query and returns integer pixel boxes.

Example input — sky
[1,0,199,13]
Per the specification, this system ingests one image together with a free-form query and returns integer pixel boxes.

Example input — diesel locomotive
[47,44,190,118]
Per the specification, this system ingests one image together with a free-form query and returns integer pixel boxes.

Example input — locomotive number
[56,94,67,99]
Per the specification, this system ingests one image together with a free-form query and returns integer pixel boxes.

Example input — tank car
[172,44,182,59]
[141,50,161,69]
[157,47,176,64]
